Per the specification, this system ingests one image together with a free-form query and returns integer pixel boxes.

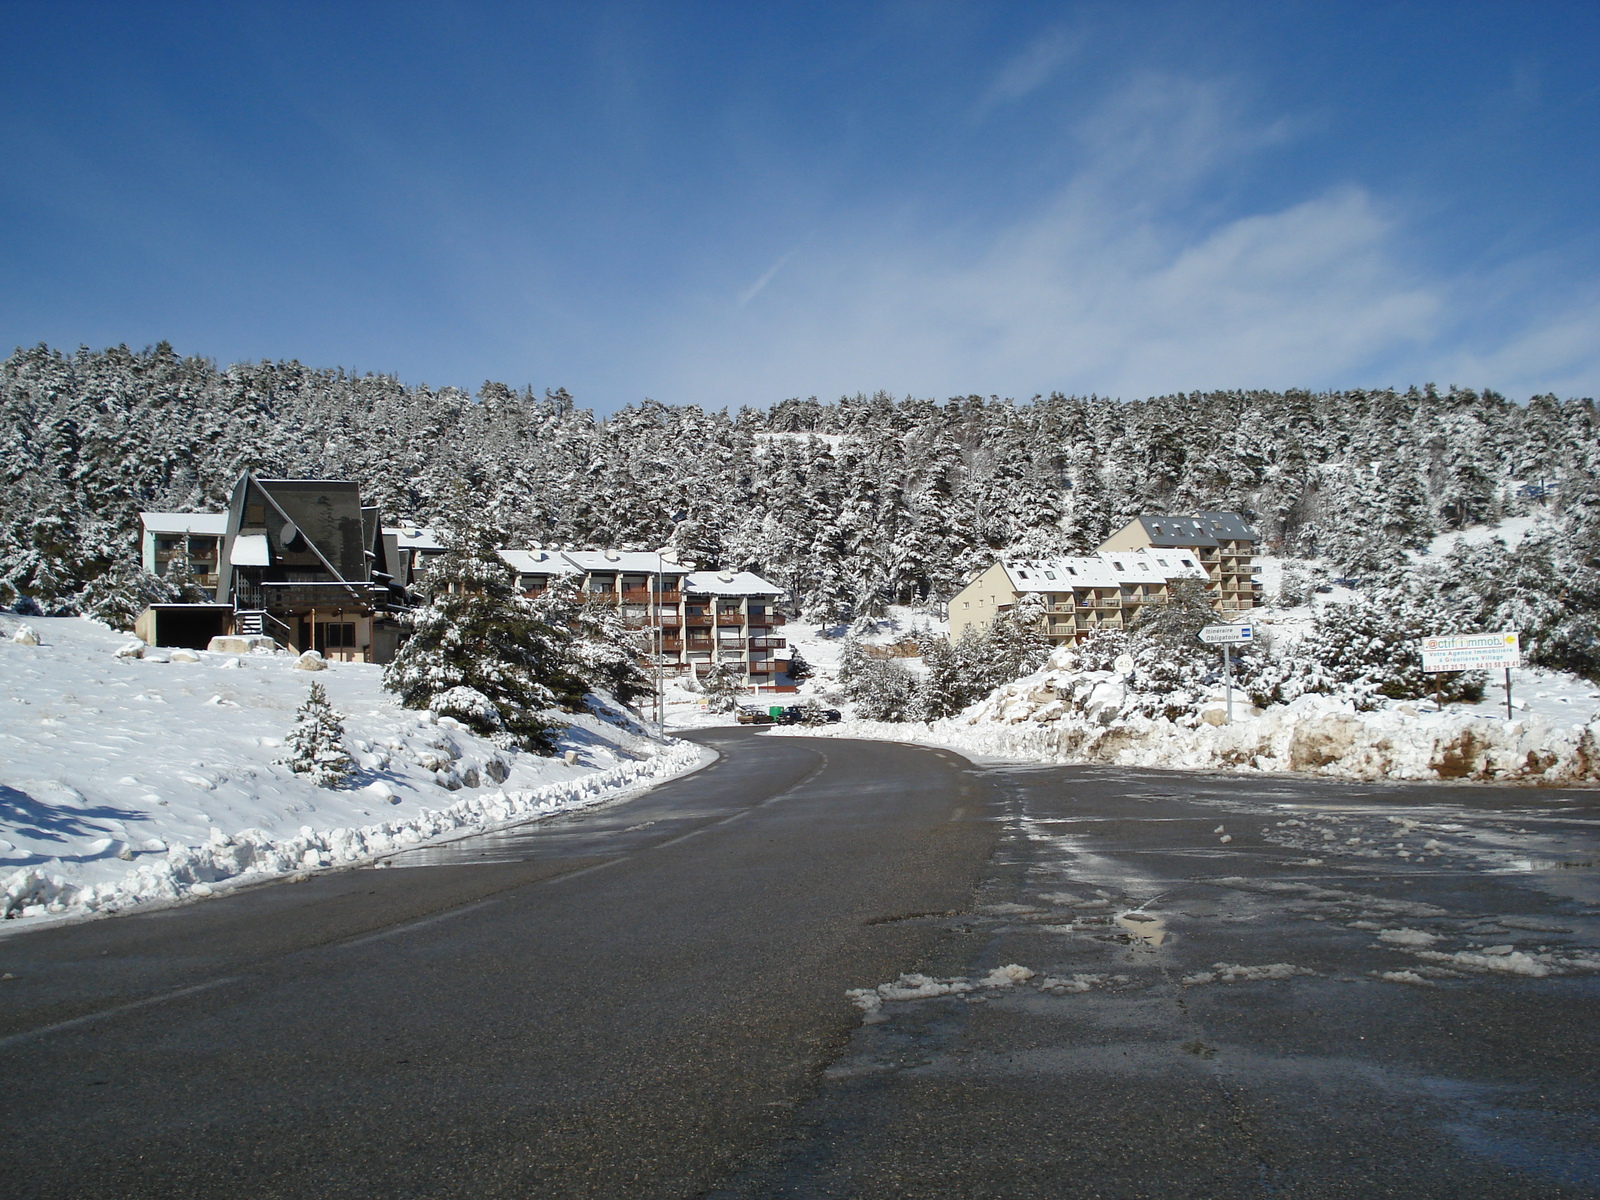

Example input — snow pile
[846,963,1035,1020]
[1181,962,1317,985]
[1,617,709,923]
[772,643,1600,784]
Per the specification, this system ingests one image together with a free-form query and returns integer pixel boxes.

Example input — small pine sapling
[280,681,355,788]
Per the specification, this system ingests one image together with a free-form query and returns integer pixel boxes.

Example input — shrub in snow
[428,685,503,733]
[10,594,44,617]
[73,561,179,631]
[699,661,745,713]
[839,639,917,721]
[278,681,354,788]
[1256,596,1483,711]
[382,529,579,754]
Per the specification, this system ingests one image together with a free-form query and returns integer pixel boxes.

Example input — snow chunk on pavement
[1181,962,1317,985]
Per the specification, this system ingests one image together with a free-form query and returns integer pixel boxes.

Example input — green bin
[769,706,785,719]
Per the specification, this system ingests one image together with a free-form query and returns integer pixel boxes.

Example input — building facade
[139,512,229,588]
[947,512,1260,647]
[498,549,794,689]
[139,473,409,661]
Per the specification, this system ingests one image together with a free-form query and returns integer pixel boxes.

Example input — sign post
[1198,623,1255,723]
[1418,631,1521,718]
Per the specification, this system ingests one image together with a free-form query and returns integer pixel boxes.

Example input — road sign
[1198,623,1254,645]
[1419,631,1520,673]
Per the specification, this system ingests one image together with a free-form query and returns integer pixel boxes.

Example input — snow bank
[771,645,1600,784]
[1,617,709,924]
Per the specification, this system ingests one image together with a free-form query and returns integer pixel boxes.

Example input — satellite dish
[282,521,298,544]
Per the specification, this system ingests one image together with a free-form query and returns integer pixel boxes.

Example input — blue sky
[3,2,1598,411]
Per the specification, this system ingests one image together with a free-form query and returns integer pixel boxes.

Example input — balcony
[684,615,713,627]
[715,614,744,626]
[716,638,748,651]
[619,588,652,603]
[749,661,777,675]
[749,636,786,650]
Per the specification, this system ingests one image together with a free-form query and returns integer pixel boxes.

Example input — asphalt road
[3,731,1598,1199]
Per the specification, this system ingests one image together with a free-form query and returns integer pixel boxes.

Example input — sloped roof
[498,549,578,575]
[1005,556,1118,590]
[140,512,229,536]
[385,527,445,551]
[561,550,693,574]
[1135,512,1258,547]
[682,569,783,596]
[251,478,368,582]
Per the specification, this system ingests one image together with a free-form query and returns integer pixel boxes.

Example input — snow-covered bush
[1254,596,1483,711]
[72,562,176,631]
[278,681,354,788]
[528,575,651,705]
[383,531,580,753]
[699,661,745,713]
[839,639,917,721]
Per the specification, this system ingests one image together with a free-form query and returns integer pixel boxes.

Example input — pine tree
[74,562,177,630]
[699,661,744,713]
[382,527,579,753]
[279,681,355,788]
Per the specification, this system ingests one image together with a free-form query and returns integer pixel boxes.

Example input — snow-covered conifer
[279,681,354,788]
[382,527,579,753]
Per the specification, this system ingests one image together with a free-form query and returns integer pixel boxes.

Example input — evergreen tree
[74,562,176,631]
[382,528,579,753]
[699,661,744,713]
[279,681,355,788]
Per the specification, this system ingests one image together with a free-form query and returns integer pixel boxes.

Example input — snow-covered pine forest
[3,341,1598,677]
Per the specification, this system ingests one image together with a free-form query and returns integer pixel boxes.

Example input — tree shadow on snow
[0,784,145,863]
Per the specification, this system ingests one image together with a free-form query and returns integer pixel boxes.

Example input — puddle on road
[1116,910,1167,948]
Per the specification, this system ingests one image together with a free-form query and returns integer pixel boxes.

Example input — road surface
[2,729,1597,1198]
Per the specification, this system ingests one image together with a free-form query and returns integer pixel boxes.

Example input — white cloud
[974,26,1080,117]
[642,74,1597,407]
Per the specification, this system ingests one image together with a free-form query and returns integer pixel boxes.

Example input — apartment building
[949,549,1209,646]
[139,512,229,587]
[497,549,795,690]
[948,511,1260,646]
[1099,512,1261,613]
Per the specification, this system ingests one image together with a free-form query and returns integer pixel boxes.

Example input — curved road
[4,731,1599,1198]
[0,730,996,1198]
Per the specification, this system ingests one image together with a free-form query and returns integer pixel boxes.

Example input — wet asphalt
[1,730,1598,1198]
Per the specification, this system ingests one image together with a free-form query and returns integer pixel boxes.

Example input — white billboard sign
[1199,623,1254,645]
[1419,630,1520,673]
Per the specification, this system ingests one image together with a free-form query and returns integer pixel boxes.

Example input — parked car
[735,706,774,725]
[777,705,841,726]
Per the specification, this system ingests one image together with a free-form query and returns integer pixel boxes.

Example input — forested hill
[4,341,1597,622]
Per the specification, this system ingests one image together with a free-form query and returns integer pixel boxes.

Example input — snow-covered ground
[772,635,1600,786]
[0,616,710,927]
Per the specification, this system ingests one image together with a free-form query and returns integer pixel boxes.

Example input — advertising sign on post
[1418,631,1521,673]
[1418,631,1520,719]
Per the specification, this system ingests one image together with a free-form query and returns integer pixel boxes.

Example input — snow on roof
[682,569,784,596]
[140,512,229,536]
[561,550,693,574]
[384,527,445,551]
[229,533,271,566]
[1005,556,1118,589]
[1000,549,1209,590]
[497,549,578,575]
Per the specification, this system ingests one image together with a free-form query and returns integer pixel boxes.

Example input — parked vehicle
[735,706,774,725]
[776,705,841,726]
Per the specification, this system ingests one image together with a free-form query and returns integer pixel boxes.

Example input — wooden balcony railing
[715,614,743,626]
[749,636,786,650]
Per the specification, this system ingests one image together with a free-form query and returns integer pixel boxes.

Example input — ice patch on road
[846,963,1036,1020]
[1181,962,1317,985]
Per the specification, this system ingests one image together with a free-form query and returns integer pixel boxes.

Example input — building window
[315,623,357,651]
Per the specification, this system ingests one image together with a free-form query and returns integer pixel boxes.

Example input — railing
[715,614,743,626]
[749,636,786,650]
[684,615,712,627]
[619,589,652,603]
[716,638,747,650]
[748,661,777,674]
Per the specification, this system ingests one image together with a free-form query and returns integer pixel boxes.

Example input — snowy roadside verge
[1,617,713,927]
[769,683,1600,785]
[3,739,710,925]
